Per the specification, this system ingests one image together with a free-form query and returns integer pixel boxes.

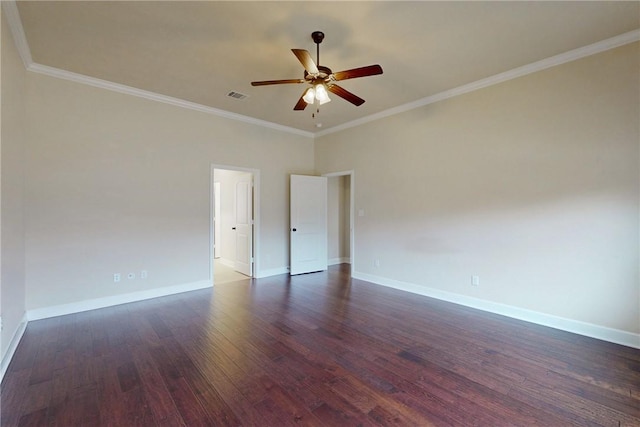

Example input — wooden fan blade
[327,84,365,106]
[251,79,305,86]
[332,65,383,81]
[292,49,319,75]
[293,93,308,110]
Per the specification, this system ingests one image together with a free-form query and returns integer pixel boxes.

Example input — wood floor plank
[130,345,182,423]
[2,264,639,426]
[1,370,31,427]
[160,338,242,426]
[97,353,137,426]
[16,407,48,427]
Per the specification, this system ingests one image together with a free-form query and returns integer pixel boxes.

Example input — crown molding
[27,63,314,138]
[1,0,33,68]
[316,29,640,137]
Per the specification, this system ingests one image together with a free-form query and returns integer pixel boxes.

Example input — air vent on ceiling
[227,91,249,100]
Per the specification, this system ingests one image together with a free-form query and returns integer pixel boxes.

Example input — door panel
[290,175,327,275]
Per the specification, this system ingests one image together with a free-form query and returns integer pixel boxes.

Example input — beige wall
[1,10,28,358]
[316,42,640,334]
[24,72,314,310]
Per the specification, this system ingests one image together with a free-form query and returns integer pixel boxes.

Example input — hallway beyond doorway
[214,259,250,284]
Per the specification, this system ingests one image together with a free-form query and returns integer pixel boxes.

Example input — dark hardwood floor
[2,264,639,426]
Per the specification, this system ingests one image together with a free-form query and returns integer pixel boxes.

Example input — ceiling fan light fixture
[302,87,316,104]
[315,84,331,104]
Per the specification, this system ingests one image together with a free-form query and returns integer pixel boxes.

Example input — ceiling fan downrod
[312,31,324,66]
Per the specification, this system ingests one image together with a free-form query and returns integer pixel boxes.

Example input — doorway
[325,171,353,267]
[211,165,259,284]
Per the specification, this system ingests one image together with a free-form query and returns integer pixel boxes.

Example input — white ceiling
[10,1,640,135]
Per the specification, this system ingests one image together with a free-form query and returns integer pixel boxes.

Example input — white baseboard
[352,271,640,349]
[328,257,351,266]
[1,312,28,383]
[27,280,212,321]
[256,267,289,278]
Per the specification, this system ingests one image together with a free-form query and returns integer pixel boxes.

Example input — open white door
[234,176,253,276]
[290,175,328,275]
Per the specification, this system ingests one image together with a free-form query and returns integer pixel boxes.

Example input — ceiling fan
[251,31,383,111]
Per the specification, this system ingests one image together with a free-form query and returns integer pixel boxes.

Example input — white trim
[322,170,356,178]
[26,63,314,138]
[27,280,212,321]
[0,313,28,383]
[256,267,289,278]
[352,271,640,349]
[316,29,640,137]
[1,1,33,68]
[328,257,351,265]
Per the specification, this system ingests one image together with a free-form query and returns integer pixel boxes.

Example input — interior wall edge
[353,271,640,350]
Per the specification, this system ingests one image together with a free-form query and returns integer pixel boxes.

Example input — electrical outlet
[472,275,480,286]
[114,273,121,283]
[140,270,148,279]
[374,259,380,268]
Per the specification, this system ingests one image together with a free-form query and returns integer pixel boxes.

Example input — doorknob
[292,228,297,232]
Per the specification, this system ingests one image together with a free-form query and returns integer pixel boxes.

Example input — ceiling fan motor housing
[311,31,325,44]
[304,66,332,82]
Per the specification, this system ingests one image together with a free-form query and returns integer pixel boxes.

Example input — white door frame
[322,170,355,274]
[213,182,221,259]
[210,164,260,283]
